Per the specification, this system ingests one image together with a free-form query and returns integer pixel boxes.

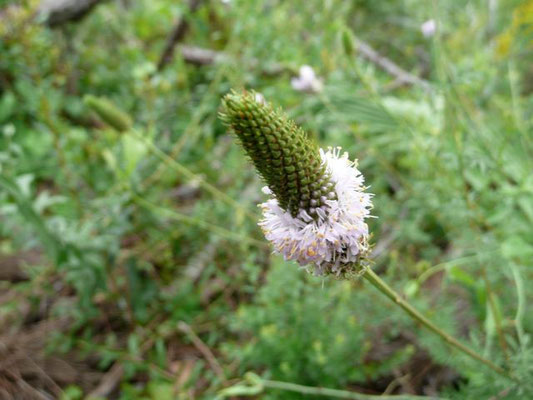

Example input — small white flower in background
[421,19,436,38]
[259,147,372,276]
[291,65,323,93]
[3,124,16,137]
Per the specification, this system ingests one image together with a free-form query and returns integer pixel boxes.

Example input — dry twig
[38,0,106,27]
[157,0,203,71]
[352,37,432,91]
[177,321,226,381]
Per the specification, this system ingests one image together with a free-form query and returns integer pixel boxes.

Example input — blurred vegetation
[1,0,533,399]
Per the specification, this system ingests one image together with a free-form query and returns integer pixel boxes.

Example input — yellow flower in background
[496,1,533,57]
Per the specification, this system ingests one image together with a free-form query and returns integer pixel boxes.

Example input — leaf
[483,299,496,355]
[448,265,477,288]
[146,382,174,400]
[217,384,264,397]
[502,236,533,261]
[517,196,533,222]
[404,280,419,298]
[121,133,148,178]
[326,89,398,131]
[15,174,34,197]
[0,91,16,123]
[0,175,61,261]
[216,372,264,398]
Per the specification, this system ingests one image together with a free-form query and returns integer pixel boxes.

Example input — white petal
[421,19,436,37]
[258,146,372,275]
[299,65,316,81]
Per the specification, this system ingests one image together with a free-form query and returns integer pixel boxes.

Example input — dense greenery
[1,0,532,399]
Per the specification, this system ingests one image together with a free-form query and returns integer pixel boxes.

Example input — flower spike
[220,90,334,217]
[220,90,372,276]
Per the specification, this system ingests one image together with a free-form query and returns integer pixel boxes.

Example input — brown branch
[178,45,289,77]
[180,45,223,66]
[38,0,107,27]
[157,0,203,71]
[178,321,226,381]
[353,37,432,91]
[87,363,124,398]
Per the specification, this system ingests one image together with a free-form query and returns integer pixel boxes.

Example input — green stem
[132,194,267,249]
[129,129,258,222]
[362,268,514,381]
[260,377,441,400]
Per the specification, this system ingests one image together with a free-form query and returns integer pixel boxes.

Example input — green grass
[0,0,532,399]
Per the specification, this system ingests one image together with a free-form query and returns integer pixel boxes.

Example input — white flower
[421,19,436,38]
[291,65,323,93]
[258,147,372,276]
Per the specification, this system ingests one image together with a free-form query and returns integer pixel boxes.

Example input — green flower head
[220,90,336,217]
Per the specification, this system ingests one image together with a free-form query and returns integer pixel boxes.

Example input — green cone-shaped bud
[220,90,335,217]
[342,27,356,57]
[84,95,132,132]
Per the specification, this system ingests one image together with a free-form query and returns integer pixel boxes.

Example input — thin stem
[129,129,258,221]
[482,268,510,365]
[510,264,526,350]
[132,194,267,248]
[260,377,441,400]
[361,268,515,381]
[143,46,235,188]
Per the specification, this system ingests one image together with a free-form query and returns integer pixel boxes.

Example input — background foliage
[1,0,532,399]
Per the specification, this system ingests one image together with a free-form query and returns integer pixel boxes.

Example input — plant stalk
[260,377,440,399]
[361,268,514,381]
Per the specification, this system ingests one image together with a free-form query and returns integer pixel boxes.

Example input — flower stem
[259,377,439,399]
[361,268,515,381]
